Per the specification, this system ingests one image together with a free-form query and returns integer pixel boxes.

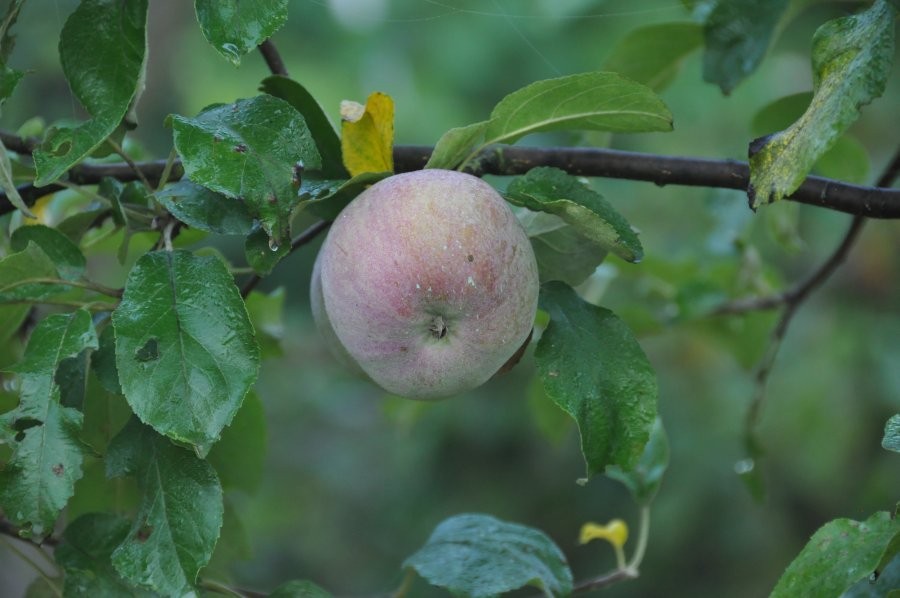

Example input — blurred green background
[1,0,899,596]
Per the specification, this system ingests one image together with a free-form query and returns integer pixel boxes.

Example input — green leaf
[0,310,98,537]
[244,225,290,275]
[32,0,149,186]
[155,180,255,235]
[11,224,86,280]
[260,75,347,178]
[425,120,490,170]
[748,0,896,207]
[843,553,900,597]
[195,0,288,65]
[269,580,334,597]
[485,71,671,145]
[245,288,285,359]
[298,171,390,220]
[57,513,151,597]
[603,22,703,91]
[172,95,321,248]
[0,242,71,305]
[91,323,122,396]
[883,414,900,453]
[112,250,260,454]
[535,281,658,480]
[702,0,789,94]
[0,137,33,217]
[404,513,573,598]
[605,417,669,505]
[106,418,224,596]
[207,390,266,494]
[751,93,870,184]
[771,511,900,597]
[505,167,642,263]
[516,209,608,286]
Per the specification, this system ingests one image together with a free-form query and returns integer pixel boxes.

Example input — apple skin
[314,169,539,400]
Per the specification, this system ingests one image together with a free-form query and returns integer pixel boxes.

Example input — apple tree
[0,1,898,596]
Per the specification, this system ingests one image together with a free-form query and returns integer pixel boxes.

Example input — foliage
[0,1,897,597]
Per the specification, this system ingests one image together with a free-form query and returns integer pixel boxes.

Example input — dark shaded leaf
[404,513,573,598]
[702,0,789,94]
[603,22,703,91]
[106,418,223,596]
[156,180,255,235]
[535,282,657,480]
[269,580,333,597]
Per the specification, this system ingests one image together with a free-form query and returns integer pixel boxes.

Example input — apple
[313,169,539,400]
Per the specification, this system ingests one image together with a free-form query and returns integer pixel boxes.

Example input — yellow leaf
[579,519,629,549]
[340,92,394,177]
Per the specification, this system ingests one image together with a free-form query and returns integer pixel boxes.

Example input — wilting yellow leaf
[340,92,394,177]
[579,519,629,548]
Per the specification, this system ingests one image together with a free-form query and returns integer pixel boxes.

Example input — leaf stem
[106,138,153,191]
[392,568,415,598]
[0,277,122,298]
[626,506,651,571]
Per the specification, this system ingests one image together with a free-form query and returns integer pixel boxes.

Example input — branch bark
[3,143,900,219]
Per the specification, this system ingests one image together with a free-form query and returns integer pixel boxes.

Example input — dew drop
[220,42,241,60]
[268,237,280,252]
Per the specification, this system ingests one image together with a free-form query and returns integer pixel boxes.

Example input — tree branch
[3,139,900,219]
[258,39,288,77]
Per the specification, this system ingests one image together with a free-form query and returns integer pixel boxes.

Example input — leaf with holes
[748,0,895,207]
[32,0,149,185]
[535,281,657,480]
[195,0,288,65]
[106,418,223,595]
[0,310,98,538]
[112,250,259,455]
[404,513,573,598]
[171,94,321,248]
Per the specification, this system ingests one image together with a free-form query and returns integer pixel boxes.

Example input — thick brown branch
[258,39,288,77]
[0,517,59,547]
[3,141,900,219]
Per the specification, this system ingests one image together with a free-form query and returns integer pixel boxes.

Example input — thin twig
[258,39,288,77]
[736,145,900,472]
[572,568,638,593]
[105,137,154,191]
[240,219,331,298]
